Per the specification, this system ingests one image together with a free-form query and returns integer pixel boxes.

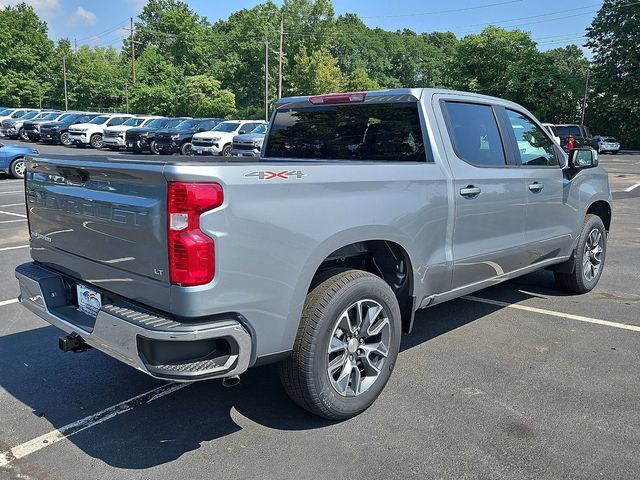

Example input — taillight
[308,92,366,105]
[167,182,223,286]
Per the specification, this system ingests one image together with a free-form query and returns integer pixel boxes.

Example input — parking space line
[0,190,23,195]
[0,245,28,252]
[0,382,190,467]
[0,298,19,307]
[462,295,640,333]
[0,210,26,218]
[0,203,24,208]
[0,219,26,224]
[624,183,640,192]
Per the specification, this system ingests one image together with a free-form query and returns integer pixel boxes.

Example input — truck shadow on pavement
[1,271,570,469]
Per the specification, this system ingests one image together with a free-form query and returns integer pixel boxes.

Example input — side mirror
[198,127,207,132]
[569,148,598,169]
[239,130,247,135]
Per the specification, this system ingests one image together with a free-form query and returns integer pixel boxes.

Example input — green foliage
[586,0,640,148]
[177,75,236,117]
[289,49,344,95]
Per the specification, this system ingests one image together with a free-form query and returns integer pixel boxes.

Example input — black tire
[181,142,193,156]
[221,143,232,156]
[19,128,28,141]
[611,151,618,155]
[10,157,26,179]
[90,134,102,149]
[554,214,607,294]
[280,269,401,420]
[149,140,160,155]
[59,132,71,146]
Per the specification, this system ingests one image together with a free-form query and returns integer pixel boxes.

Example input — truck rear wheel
[280,269,401,420]
[554,214,607,293]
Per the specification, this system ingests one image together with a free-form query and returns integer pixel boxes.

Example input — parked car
[230,123,268,157]
[594,135,620,154]
[1,110,59,140]
[549,124,597,152]
[0,108,38,123]
[102,116,161,151]
[125,117,186,154]
[154,118,222,155]
[39,113,100,146]
[68,114,134,148]
[15,88,612,420]
[23,111,72,142]
[0,140,38,178]
[192,120,264,156]
[542,123,561,145]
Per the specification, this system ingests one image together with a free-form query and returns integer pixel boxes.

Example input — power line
[357,0,525,19]
[77,18,130,43]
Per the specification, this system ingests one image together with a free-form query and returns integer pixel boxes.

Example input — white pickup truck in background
[191,120,264,156]
[102,116,161,151]
[68,113,133,149]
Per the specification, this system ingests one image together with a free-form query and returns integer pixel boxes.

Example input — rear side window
[554,126,581,137]
[443,102,506,166]
[264,102,427,162]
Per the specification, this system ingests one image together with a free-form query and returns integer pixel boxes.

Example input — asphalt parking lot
[1,145,639,480]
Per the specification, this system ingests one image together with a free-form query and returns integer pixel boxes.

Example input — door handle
[528,182,544,192]
[460,186,481,198]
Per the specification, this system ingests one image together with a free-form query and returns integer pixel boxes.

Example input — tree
[289,49,344,95]
[586,0,640,148]
[176,75,236,117]
[0,2,54,106]
[345,67,380,91]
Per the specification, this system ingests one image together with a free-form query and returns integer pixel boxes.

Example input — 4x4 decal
[244,170,306,180]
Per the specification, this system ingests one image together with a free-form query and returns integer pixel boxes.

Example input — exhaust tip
[222,375,241,388]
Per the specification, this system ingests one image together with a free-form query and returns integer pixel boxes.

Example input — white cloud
[1,0,60,18]
[71,6,97,26]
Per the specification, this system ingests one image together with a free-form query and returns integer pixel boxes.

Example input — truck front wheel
[280,269,401,420]
[90,134,103,149]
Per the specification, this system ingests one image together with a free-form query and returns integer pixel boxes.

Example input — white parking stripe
[0,298,19,307]
[0,190,23,195]
[0,209,26,218]
[0,203,25,207]
[0,382,189,467]
[463,295,640,333]
[624,183,640,192]
[0,219,26,224]
[0,245,28,252]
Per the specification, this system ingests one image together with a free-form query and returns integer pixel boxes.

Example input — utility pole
[130,17,137,83]
[278,15,284,99]
[37,83,42,109]
[74,37,77,52]
[265,40,269,122]
[125,82,129,113]
[581,66,590,125]
[62,56,68,111]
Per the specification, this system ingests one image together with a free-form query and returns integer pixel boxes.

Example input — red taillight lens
[308,92,367,105]
[167,182,223,286]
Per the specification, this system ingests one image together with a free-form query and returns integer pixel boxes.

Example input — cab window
[506,110,558,167]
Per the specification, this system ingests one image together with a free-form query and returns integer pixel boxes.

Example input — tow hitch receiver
[59,333,91,353]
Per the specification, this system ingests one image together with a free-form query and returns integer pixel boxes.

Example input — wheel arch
[586,200,612,232]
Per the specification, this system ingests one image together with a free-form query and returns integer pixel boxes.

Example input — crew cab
[22,111,69,141]
[0,110,42,139]
[40,113,100,146]
[551,124,598,152]
[15,88,612,420]
[230,123,268,157]
[102,116,161,150]
[192,120,264,156]
[125,117,187,154]
[68,114,133,148]
[154,118,222,155]
[0,108,37,123]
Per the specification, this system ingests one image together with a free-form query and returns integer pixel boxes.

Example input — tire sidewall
[149,140,160,155]
[222,144,232,156]
[181,142,193,156]
[307,275,401,418]
[90,134,102,149]
[576,216,607,291]
[10,157,25,179]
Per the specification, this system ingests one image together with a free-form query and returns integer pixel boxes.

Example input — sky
[4,0,600,52]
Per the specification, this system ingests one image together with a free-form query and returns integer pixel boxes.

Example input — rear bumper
[15,262,253,381]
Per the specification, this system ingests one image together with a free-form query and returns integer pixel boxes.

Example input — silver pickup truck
[15,88,612,420]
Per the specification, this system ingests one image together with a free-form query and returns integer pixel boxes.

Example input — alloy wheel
[583,228,604,281]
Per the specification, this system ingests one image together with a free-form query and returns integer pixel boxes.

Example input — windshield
[250,124,267,134]
[144,118,169,128]
[41,112,61,120]
[0,109,13,116]
[11,110,30,118]
[23,111,40,120]
[165,118,185,128]
[88,116,109,125]
[212,122,240,133]
[602,137,618,142]
[175,119,199,129]
[554,125,582,137]
[122,117,147,127]
[59,114,81,124]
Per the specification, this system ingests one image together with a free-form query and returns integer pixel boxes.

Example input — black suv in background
[125,117,187,154]
[154,118,223,155]
[39,113,99,146]
[549,124,598,151]
[23,111,72,141]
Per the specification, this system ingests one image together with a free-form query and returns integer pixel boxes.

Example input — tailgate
[26,155,169,284]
